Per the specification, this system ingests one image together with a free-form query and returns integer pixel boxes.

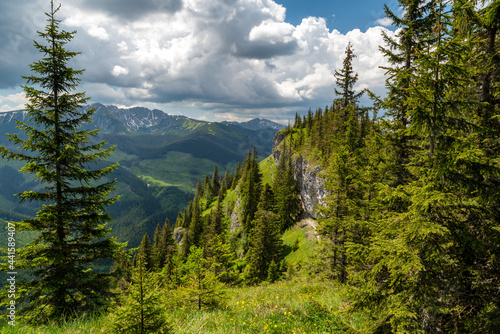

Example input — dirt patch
[296,218,319,242]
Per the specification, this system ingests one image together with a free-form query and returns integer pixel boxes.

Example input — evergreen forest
[0,0,499,333]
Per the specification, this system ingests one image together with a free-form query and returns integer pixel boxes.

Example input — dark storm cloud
[0,1,46,89]
[234,39,299,59]
[81,0,183,20]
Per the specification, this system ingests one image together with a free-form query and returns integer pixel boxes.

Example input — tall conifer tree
[0,1,122,321]
[239,148,262,235]
[245,210,283,283]
[136,234,153,271]
[316,43,367,284]
[380,0,436,186]
[334,42,365,109]
[347,1,500,332]
[274,136,301,232]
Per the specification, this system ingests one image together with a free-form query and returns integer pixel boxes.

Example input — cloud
[0,92,28,112]
[111,65,129,77]
[77,0,183,20]
[236,20,299,59]
[1,0,396,121]
[376,17,393,27]
[0,0,47,89]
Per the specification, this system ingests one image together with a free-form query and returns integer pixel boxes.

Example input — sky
[0,0,401,123]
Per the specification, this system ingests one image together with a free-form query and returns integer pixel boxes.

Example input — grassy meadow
[0,280,367,334]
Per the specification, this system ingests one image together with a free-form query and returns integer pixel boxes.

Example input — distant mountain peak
[221,118,285,131]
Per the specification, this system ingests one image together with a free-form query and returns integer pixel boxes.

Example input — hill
[0,103,285,247]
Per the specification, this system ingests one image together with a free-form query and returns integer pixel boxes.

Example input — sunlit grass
[170,280,361,334]
[1,280,369,334]
[0,313,107,334]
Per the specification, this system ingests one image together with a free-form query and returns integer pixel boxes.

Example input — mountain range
[0,103,285,246]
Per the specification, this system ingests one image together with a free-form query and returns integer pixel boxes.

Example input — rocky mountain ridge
[0,103,285,134]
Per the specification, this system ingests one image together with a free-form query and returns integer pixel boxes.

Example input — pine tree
[136,234,153,271]
[334,42,365,109]
[294,112,302,128]
[266,260,280,283]
[346,2,500,332]
[203,193,225,257]
[239,148,262,235]
[258,183,276,212]
[245,210,283,284]
[316,44,367,285]
[106,257,172,334]
[161,224,178,285]
[222,167,232,193]
[152,223,162,268]
[152,218,176,271]
[181,246,227,310]
[205,234,239,284]
[273,136,301,232]
[379,0,436,186]
[306,108,313,137]
[0,1,123,321]
[211,165,220,196]
[181,193,204,258]
[202,174,213,209]
[231,162,242,190]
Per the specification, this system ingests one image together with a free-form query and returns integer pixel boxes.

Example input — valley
[0,103,284,247]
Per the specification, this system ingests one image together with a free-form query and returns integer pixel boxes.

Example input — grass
[1,281,366,334]
[137,174,174,187]
[0,219,367,334]
[0,314,107,334]
[171,281,349,334]
[282,222,317,268]
[130,151,234,193]
[259,155,277,186]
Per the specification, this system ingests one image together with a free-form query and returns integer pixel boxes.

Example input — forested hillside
[124,1,500,332]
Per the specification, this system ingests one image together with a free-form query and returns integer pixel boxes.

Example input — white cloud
[87,26,109,40]
[117,41,128,52]
[249,20,295,43]
[376,17,393,27]
[111,65,129,76]
[0,92,27,112]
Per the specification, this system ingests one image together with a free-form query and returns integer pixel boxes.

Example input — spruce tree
[136,234,153,271]
[181,194,203,258]
[380,0,435,186]
[347,2,500,332]
[206,234,238,284]
[334,42,365,109]
[239,148,262,235]
[245,210,283,284]
[0,1,122,321]
[316,44,367,284]
[273,136,301,232]
[106,257,172,334]
[266,260,280,283]
[181,246,227,310]
[211,165,220,196]
[152,223,162,268]
[258,183,276,212]
[152,218,176,271]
